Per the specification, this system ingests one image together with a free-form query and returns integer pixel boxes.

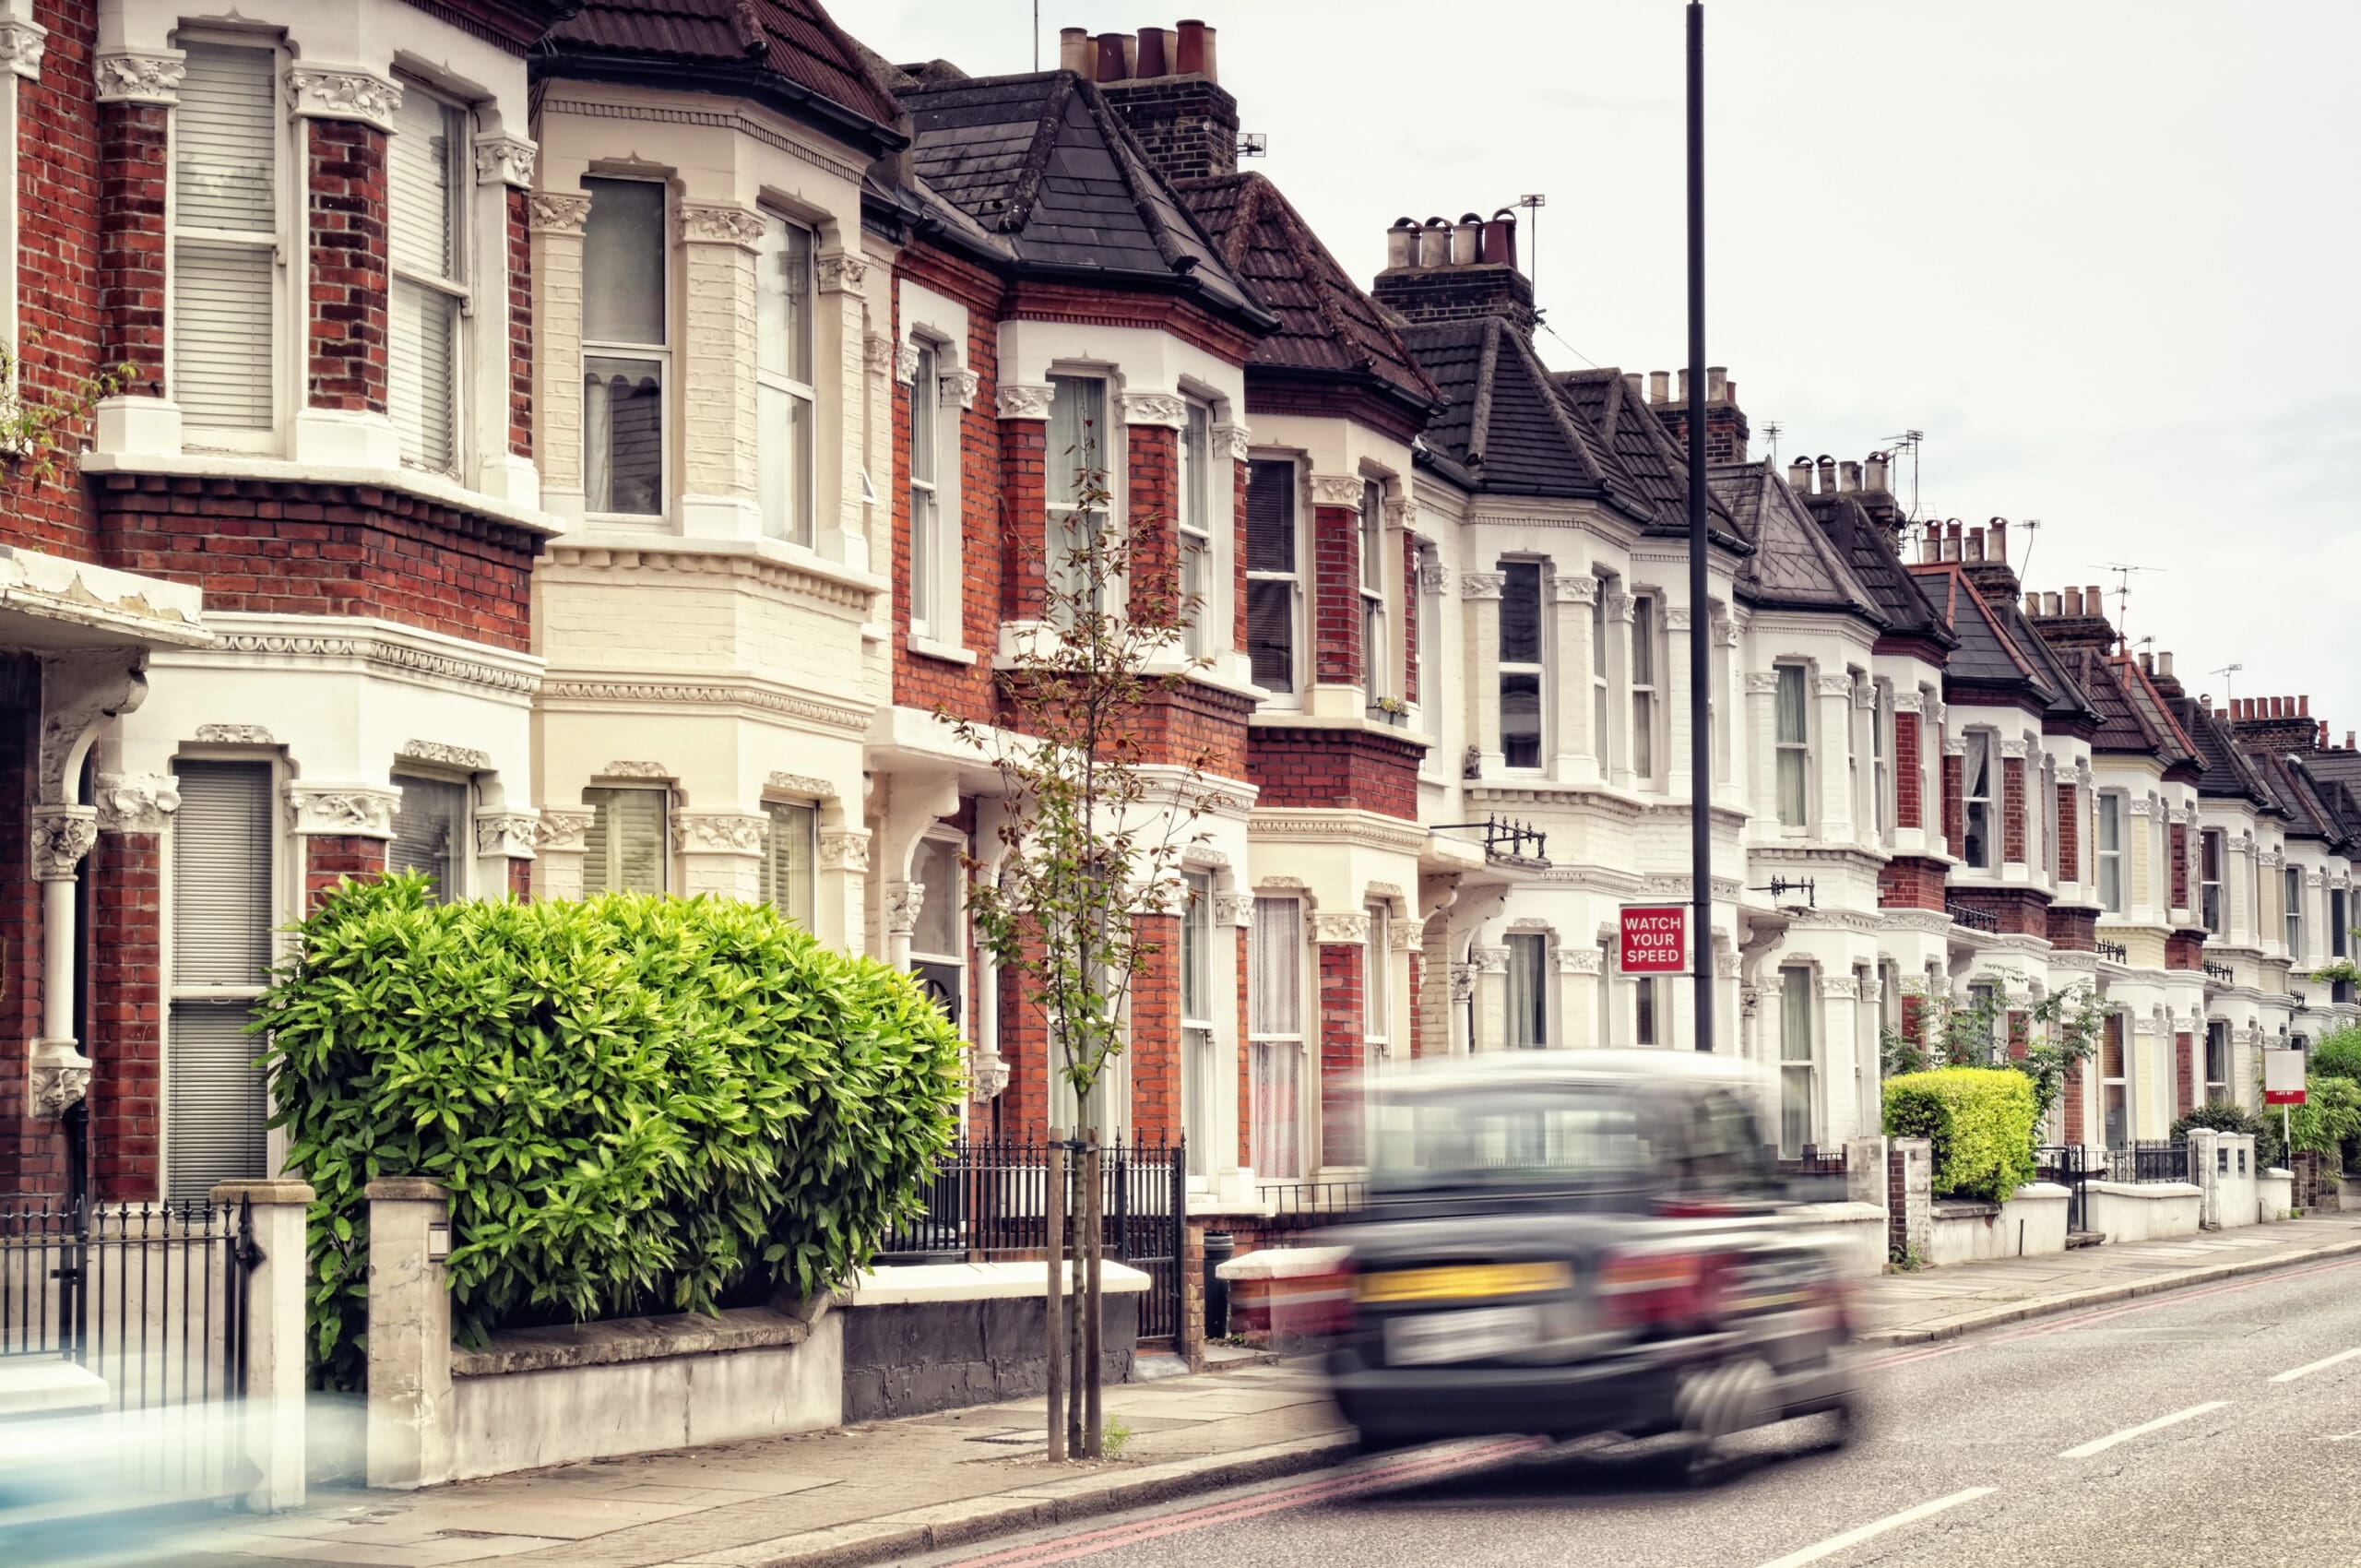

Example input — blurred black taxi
[1322,1051,1858,1464]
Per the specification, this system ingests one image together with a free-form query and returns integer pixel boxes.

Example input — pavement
[171,1211,2361,1568]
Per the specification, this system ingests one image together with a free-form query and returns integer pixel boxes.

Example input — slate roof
[1710,462,1883,626]
[1802,492,1955,650]
[2300,748,2361,807]
[897,72,1270,331]
[1998,599,2100,729]
[1173,173,1438,412]
[2114,656,2200,775]
[1907,563,2065,707]
[2253,751,2348,846]
[546,0,905,150]
[2170,697,2274,805]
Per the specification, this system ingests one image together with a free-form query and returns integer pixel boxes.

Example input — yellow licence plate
[1357,1262,1572,1304]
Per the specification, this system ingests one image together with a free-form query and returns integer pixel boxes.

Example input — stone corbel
[286,785,402,839]
[1214,892,1254,928]
[884,880,923,936]
[528,192,591,235]
[534,811,593,853]
[677,202,766,250]
[1311,910,1370,946]
[673,813,768,855]
[94,772,180,835]
[1605,591,1635,623]
[1548,573,1598,604]
[1308,473,1365,509]
[996,383,1055,422]
[30,807,98,883]
[1667,606,1693,632]
[815,252,869,294]
[40,650,147,807]
[29,1044,90,1119]
[1211,422,1251,461]
[939,367,980,410]
[1743,671,1782,695]
[1449,963,1479,1004]
[894,343,920,386]
[1,11,46,80]
[967,1043,1010,1102]
[1117,389,1189,430]
[863,333,896,376]
[94,47,181,102]
[818,829,872,873]
[472,137,536,189]
[285,66,403,132]
[473,812,539,861]
[1459,572,1505,600]
[1471,944,1510,974]
[1418,560,1450,595]
[1555,946,1603,975]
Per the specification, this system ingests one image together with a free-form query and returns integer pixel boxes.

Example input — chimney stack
[2231,693,2325,753]
[1373,205,1536,331]
[1085,18,1240,180]
[1647,364,1750,463]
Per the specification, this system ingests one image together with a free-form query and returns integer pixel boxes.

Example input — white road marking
[2057,1401,2230,1458]
[2270,1347,2361,1383]
[1752,1487,1997,1568]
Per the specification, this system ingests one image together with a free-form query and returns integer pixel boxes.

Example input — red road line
[943,1438,1543,1568]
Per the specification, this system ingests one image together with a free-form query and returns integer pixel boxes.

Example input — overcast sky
[848,1,2361,732]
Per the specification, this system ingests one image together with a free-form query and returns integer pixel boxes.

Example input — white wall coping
[841,1261,1149,1306]
[0,1358,111,1417]
[1216,1245,1351,1281]
[451,1302,824,1378]
[2087,1180,2203,1200]
[1781,1201,1888,1223]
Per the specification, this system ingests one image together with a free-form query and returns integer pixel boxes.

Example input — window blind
[172,42,276,430]
[760,802,815,927]
[387,774,469,903]
[174,43,275,231]
[167,1002,269,1204]
[583,787,666,895]
[389,91,460,473]
[167,760,274,1204]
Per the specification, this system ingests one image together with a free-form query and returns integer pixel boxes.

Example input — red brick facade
[1877,855,1950,913]
[1128,914,1181,1143]
[2169,822,2189,911]
[1400,533,1419,706]
[2002,755,2026,863]
[1941,749,1964,857]
[505,187,533,458]
[304,117,391,414]
[304,836,389,912]
[97,101,169,404]
[1893,711,1922,830]
[0,688,53,1195]
[2165,929,2204,972]
[1317,940,1363,1168]
[1311,505,1362,686]
[1945,886,2051,938]
[89,831,161,1200]
[2047,905,2098,952]
[1246,726,1423,820]
[2175,1032,2195,1120]
[2057,783,2080,882]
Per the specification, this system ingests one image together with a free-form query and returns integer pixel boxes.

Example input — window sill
[1245,709,1435,749]
[908,633,978,667]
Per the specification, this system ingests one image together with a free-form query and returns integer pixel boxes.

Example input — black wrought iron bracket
[1748,876,1817,908]
[1431,814,1552,869]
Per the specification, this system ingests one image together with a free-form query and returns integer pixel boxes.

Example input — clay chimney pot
[2064,588,2082,615]
[2044,591,2061,616]
[1059,28,1090,73]
[1706,366,1727,402]
[1840,459,1861,493]
[2085,584,2102,612]
[1790,457,1814,493]
[1865,452,1889,493]
[1450,214,1481,266]
[2158,651,2174,679]
[1385,218,1416,269]
[1480,211,1517,270]
[1989,518,2008,560]
[1965,529,1984,563]
[1136,26,1171,77]
[1094,31,1131,81]
[1650,371,1671,405]
[2301,695,2311,717]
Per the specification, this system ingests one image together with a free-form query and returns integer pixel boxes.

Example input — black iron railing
[2098,1140,2189,1184]
[1259,1178,1366,1233]
[2204,961,2235,983]
[1946,902,1999,935]
[2095,939,2130,962]
[876,1135,1187,1341]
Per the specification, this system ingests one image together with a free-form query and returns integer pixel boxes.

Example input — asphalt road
[911,1253,2361,1568]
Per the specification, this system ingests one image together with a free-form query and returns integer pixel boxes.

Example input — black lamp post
[1685,2,1714,1051]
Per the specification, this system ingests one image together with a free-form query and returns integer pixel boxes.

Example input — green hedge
[255,877,965,1387]
[1882,1067,2038,1204]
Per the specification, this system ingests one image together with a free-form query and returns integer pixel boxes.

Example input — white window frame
[581,784,670,894]
[2096,791,2125,913]
[1244,455,1303,706]
[1629,594,1659,782]
[581,175,670,521]
[1774,662,1810,829]
[2101,1010,2130,1148]
[1779,967,1816,1157]
[756,211,816,543]
[167,32,288,451]
[1177,398,1216,658]
[1249,894,1308,1179]
[2286,864,2306,960]
[1498,558,1547,772]
[386,766,473,903]
[1418,541,1442,740]
[908,831,968,1043]
[388,78,469,477]
[1591,574,1613,765]
[1180,870,1217,1179]
[759,798,818,930]
[2204,1019,2231,1105]
[1359,480,1387,711]
[2201,828,2225,935]
[1364,901,1392,1064]
[1871,680,1892,843]
[1046,371,1113,626]
[1961,730,1996,872]
[907,337,945,635]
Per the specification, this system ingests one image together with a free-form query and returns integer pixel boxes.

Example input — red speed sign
[1619,906,1688,973]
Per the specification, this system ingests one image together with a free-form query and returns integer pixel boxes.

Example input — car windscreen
[1369,1082,1656,1194]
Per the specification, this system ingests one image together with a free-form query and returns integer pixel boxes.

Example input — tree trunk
[1044,1128,1066,1463]
[1066,1144,1085,1456]
[1083,1129,1104,1457]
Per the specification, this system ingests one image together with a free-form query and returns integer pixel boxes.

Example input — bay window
[389,87,465,474]
[1871,681,1892,841]
[1178,402,1213,655]
[1962,731,1994,870]
[1630,596,1658,779]
[1046,374,1109,624]
[2205,1021,2231,1105]
[582,786,667,894]
[1182,872,1216,1176]
[907,339,942,632]
[1499,561,1544,770]
[1360,481,1386,709]
[1506,932,1548,1047]
[1780,968,1815,1157]
[582,177,668,517]
[756,214,816,542]
[387,771,469,903]
[172,41,279,436]
[2096,793,2123,912]
[168,760,275,1203]
[1245,458,1299,695]
[1775,663,1809,827]
[1249,896,1305,1178]
[2201,829,2225,934]
[760,801,816,929]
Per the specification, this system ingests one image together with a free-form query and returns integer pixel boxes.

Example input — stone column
[674,811,767,900]
[28,806,99,1119]
[1891,1136,1933,1263]
[1603,591,1634,790]
[287,785,400,911]
[1550,572,1598,782]
[289,67,399,469]
[528,190,592,516]
[1557,944,1602,1047]
[1470,944,1508,1051]
[214,1178,314,1511]
[473,136,538,505]
[883,878,921,970]
[1821,973,1860,1142]
[2186,1127,2220,1229]
[1461,573,1503,770]
[677,202,765,539]
[1744,671,1781,826]
[818,827,872,957]
[1666,604,1695,800]
[1448,957,1477,1054]
[365,1177,453,1491]
[1845,1136,1889,1211]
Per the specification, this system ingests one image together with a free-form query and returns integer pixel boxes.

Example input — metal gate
[1105,1134,1184,1343]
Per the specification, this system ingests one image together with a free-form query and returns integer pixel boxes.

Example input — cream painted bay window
[2286,866,2305,958]
[168,760,275,1203]
[1775,663,1809,827]
[2201,829,2225,934]
[387,772,469,903]
[1245,458,1299,697]
[1249,896,1305,1178]
[1780,968,1814,1157]
[1499,562,1544,770]
[582,786,666,894]
[1178,401,1213,655]
[756,214,816,542]
[1962,731,1995,871]
[2097,793,2124,912]
[760,802,816,928]
[908,340,943,632]
[1630,596,1658,779]
[1046,374,1108,624]
[172,42,279,435]
[1181,871,1216,1176]
[582,178,667,517]
[389,88,465,473]
[1359,481,1386,710]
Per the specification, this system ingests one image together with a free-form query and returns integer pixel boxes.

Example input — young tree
[1880,978,2105,1129]
[938,434,1218,1458]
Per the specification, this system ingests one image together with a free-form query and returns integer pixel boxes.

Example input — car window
[1680,1088,1779,1197]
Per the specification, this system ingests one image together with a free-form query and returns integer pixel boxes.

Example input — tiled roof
[2170,697,2273,805]
[1174,173,1438,410]
[2113,656,2200,773]
[1802,492,1954,648]
[1997,599,2097,726]
[549,0,904,140]
[898,72,1267,329]
[1908,563,2061,704]
[2254,751,2343,844]
[1711,462,1882,624]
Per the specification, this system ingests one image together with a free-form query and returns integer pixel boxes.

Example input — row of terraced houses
[0,0,2351,1211]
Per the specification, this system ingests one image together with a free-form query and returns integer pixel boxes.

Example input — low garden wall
[2260,1169,2294,1221]
[1783,1201,1890,1279]
[2084,1180,2202,1243]
[1927,1183,2070,1266]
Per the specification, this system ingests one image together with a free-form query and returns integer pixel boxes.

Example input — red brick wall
[1401,533,1418,706]
[2047,905,2097,952]
[95,476,540,650]
[89,830,161,1201]
[304,836,388,912]
[2002,756,2026,863]
[97,101,167,399]
[1125,425,1180,625]
[9,0,108,558]
[1230,457,1249,653]
[1945,887,2051,937]
[1317,941,1363,1169]
[304,117,389,413]
[2165,930,2204,971]
[998,416,1048,623]
[2062,1056,2085,1146]
[1128,913,1180,1142]
[507,858,532,900]
[2169,823,2189,910]
[1246,726,1423,820]
[1311,505,1361,687]
[1941,749,1964,857]
[505,187,532,458]
[2174,1032,2194,1120]
[1893,711,1922,830]
[1234,923,1252,1170]
[1877,855,1950,912]
[2058,783,2080,882]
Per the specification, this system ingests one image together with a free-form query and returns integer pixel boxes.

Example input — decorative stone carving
[535,811,593,853]
[967,1044,1010,1102]
[1309,473,1366,508]
[472,136,535,189]
[287,786,401,839]
[1716,951,1741,979]
[1812,674,1851,698]
[1310,910,1370,945]
[1418,560,1449,594]
[863,333,896,374]
[1667,606,1693,631]
[1391,917,1420,951]
[996,383,1056,421]
[195,723,274,744]
[1998,737,2031,758]
[1383,497,1415,532]
[1459,572,1505,600]
[1892,692,1925,714]
[885,342,918,386]
[30,807,98,881]
[1211,422,1252,461]
[94,48,182,102]
[1714,618,1741,647]
[1449,963,1478,1004]
[884,881,923,935]
[818,829,872,873]
[816,252,869,293]
[40,650,147,805]
[286,66,403,131]
[1942,735,1967,756]
[1605,592,1635,622]
[1214,892,1254,927]
[399,740,491,772]
[1119,390,1189,430]
[601,761,670,779]
[1555,946,1603,975]
[1821,976,1860,1001]
[1,14,47,80]
[678,202,766,248]
[1548,573,1598,604]
[940,368,980,410]
[675,814,768,854]
[94,773,180,835]
[765,772,836,800]
[1471,944,1510,974]
[528,192,592,234]
[2128,796,2155,817]
[474,813,539,859]
[30,1056,91,1119]
[1743,671,1783,694]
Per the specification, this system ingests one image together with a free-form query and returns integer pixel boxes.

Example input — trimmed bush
[1882,1067,2038,1204]
[256,877,965,1387]
[2172,1101,2282,1170]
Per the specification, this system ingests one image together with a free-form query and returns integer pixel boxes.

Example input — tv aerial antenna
[1882,430,1925,521]
[2093,562,2164,649]
[2212,662,2243,707]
